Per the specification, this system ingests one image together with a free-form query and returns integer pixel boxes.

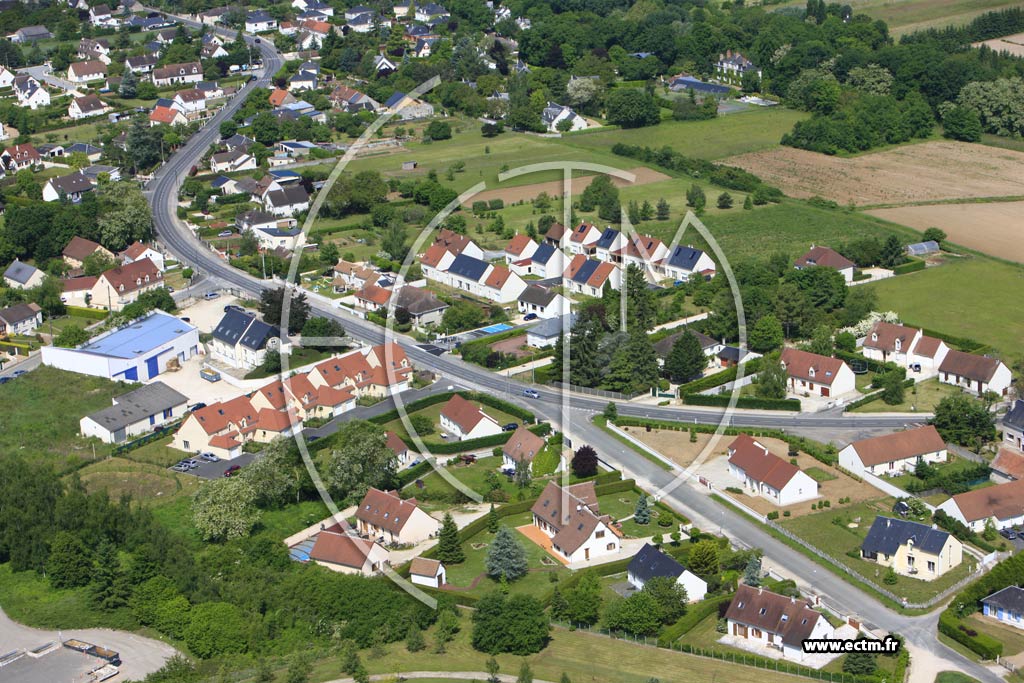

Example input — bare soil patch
[462,167,670,206]
[724,141,1024,205]
[490,334,532,358]
[866,200,1024,263]
[626,426,717,470]
[974,33,1024,57]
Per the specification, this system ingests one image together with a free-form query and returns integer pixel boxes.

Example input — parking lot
[171,451,259,479]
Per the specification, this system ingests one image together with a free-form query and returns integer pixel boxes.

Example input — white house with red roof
[726,434,818,506]
[531,481,620,563]
[355,488,439,544]
[779,348,856,398]
[424,251,528,304]
[938,350,1012,397]
[794,245,855,283]
[89,258,164,311]
[119,242,165,271]
[504,233,539,264]
[838,425,947,477]
[861,321,949,373]
[305,529,390,575]
[725,584,834,662]
[306,342,413,398]
[172,393,302,458]
[564,222,602,255]
[562,254,621,296]
[439,394,503,441]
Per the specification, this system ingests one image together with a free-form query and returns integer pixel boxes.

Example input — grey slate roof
[518,284,557,308]
[4,260,40,285]
[531,242,556,265]
[594,228,620,250]
[447,253,490,281]
[48,171,94,196]
[1003,400,1024,432]
[982,586,1024,613]
[628,542,686,585]
[527,314,575,340]
[212,309,280,351]
[0,302,41,325]
[861,516,950,557]
[265,185,309,208]
[84,382,188,433]
[664,245,707,271]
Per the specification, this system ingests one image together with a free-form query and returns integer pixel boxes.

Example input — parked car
[199,452,219,462]
[0,377,10,384]
[223,465,242,477]
[523,313,538,321]
[218,230,233,237]
[11,370,26,377]
[181,458,199,468]
[502,422,518,431]
[1000,528,1018,540]
[179,317,190,323]
[203,291,221,300]
[171,463,189,473]
[522,389,540,399]
[224,304,245,313]
[166,286,175,293]
[189,402,207,412]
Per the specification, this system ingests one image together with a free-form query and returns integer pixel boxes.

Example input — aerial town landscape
[0,0,1023,682]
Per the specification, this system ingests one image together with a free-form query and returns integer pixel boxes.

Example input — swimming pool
[479,323,514,334]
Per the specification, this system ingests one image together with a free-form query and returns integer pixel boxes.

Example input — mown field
[769,0,1020,34]
[866,257,1024,360]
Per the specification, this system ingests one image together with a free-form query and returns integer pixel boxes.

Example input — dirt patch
[866,201,1024,263]
[462,166,670,206]
[724,142,1024,205]
[490,334,532,358]
[626,426,717,470]
[973,33,1024,57]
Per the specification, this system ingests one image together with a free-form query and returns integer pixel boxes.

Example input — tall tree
[623,264,656,333]
[47,531,93,588]
[322,421,397,504]
[665,331,706,383]
[756,355,789,399]
[634,495,651,525]
[642,576,688,624]
[687,540,720,578]
[748,314,784,353]
[485,526,528,581]
[931,395,995,446]
[571,445,599,478]
[435,512,465,564]
[563,571,603,625]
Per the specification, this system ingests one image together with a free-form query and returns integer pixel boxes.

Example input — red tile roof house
[433,228,483,259]
[62,236,113,269]
[938,349,1012,397]
[355,488,439,545]
[172,394,302,459]
[306,529,389,575]
[991,447,1024,485]
[936,478,1024,533]
[564,222,602,255]
[439,394,503,441]
[89,257,163,311]
[504,233,539,264]
[794,245,856,283]
[779,348,856,399]
[838,425,948,478]
[724,584,834,662]
[861,321,949,372]
[501,425,547,473]
[530,481,621,564]
[726,435,818,506]
[306,342,413,398]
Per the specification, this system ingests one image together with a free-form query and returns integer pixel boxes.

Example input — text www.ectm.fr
[803,636,901,654]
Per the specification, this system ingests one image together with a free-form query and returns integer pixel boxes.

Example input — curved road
[143,21,1001,683]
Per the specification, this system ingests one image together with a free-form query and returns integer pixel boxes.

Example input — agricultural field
[75,457,200,505]
[866,257,1024,360]
[974,31,1024,56]
[463,166,669,207]
[771,0,1020,34]
[866,200,1024,263]
[724,142,1024,206]
[563,107,810,160]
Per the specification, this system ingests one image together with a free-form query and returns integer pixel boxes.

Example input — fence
[550,621,881,683]
[550,381,644,400]
[605,422,680,472]
[858,471,932,508]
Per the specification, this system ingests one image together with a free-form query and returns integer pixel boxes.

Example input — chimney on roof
[886,519,891,528]
[791,596,796,604]
[757,587,763,595]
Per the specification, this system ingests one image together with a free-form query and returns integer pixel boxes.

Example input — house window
[927,561,936,572]
[183,440,190,450]
[596,530,605,539]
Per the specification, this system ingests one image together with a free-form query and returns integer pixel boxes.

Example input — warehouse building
[42,310,200,381]
[80,381,189,443]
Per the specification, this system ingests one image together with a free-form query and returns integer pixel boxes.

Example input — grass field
[244,347,335,379]
[284,615,815,683]
[0,563,139,631]
[866,257,1024,360]
[563,107,809,160]
[885,455,992,495]
[936,672,981,683]
[779,499,976,604]
[0,366,131,472]
[770,0,1019,34]
[850,378,965,414]
[966,613,1024,656]
[74,457,200,504]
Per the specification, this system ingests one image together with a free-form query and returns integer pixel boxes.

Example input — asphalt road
[142,21,1001,682]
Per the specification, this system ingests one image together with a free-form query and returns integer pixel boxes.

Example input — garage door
[145,355,160,379]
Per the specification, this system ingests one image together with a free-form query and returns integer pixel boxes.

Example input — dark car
[254,37,261,43]
[223,465,242,477]
[189,402,207,412]
[11,370,26,377]
[224,304,245,313]
[502,422,518,431]
[204,291,221,300]
[1000,528,1018,540]
[0,377,10,384]
[523,313,538,321]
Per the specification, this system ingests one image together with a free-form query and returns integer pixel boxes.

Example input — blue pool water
[480,323,514,334]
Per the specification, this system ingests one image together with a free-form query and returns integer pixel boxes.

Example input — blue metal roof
[448,253,490,281]
[78,311,196,359]
[595,228,620,250]
[665,245,706,271]
[531,243,555,265]
[211,175,232,188]
[570,259,600,284]
[384,91,406,108]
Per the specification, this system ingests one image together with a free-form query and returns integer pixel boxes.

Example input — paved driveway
[17,65,80,93]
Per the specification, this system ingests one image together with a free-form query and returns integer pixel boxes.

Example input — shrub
[766,511,779,520]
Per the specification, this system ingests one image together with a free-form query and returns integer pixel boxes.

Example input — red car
[223,465,242,477]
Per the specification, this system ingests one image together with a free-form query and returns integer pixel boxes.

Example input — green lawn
[805,466,838,483]
[414,455,540,503]
[866,257,1024,360]
[283,617,811,683]
[74,456,200,505]
[441,513,570,600]
[936,672,982,683]
[0,563,139,631]
[0,366,134,472]
[885,456,992,495]
[382,402,522,446]
[243,347,336,379]
[966,613,1024,657]
[780,498,977,604]
[851,378,965,413]
[126,435,187,467]
[562,107,810,160]
[45,313,105,334]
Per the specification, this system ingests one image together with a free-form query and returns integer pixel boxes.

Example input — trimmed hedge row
[65,306,108,320]
[593,479,636,496]
[842,378,915,411]
[657,593,732,647]
[833,350,902,375]
[676,358,763,396]
[682,393,802,411]
[396,460,433,487]
[938,611,1002,659]
[420,422,551,455]
[893,259,926,275]
[898,325,987,353]
[0,341,30,355]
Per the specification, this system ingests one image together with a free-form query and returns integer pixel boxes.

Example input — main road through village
[144,15,1001,682]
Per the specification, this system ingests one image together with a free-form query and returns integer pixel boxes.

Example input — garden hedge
[892,259,926,275]
[938,611,1002,659]
[833,350,904,375]
[657,593,732,646]
[676,358,763,396]
[682,394,801,411]
[842,378,915,410]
